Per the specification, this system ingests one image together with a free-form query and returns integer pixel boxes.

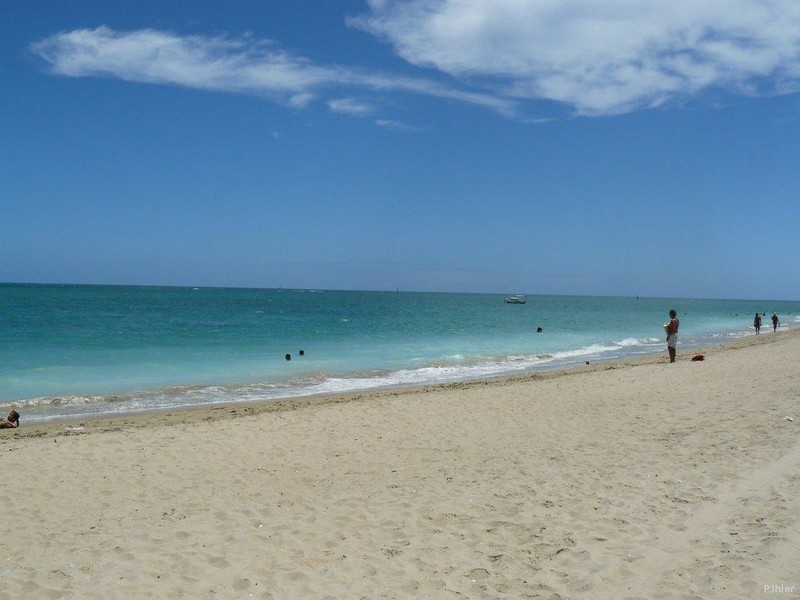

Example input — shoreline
[5,326,797,437]
[4,285,795,424]
[1,325,799,598]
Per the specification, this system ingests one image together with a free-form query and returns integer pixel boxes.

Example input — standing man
[771,312,779,332]
[754,312,762,335]
[665,309,680,363]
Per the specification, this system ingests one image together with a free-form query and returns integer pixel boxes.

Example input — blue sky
[2,0,799,299]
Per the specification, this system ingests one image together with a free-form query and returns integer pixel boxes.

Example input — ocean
[1,283,797,423]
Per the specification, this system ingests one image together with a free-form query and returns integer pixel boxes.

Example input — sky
[2,0,799,300]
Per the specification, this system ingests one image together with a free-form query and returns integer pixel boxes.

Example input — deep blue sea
[1,284,798,423]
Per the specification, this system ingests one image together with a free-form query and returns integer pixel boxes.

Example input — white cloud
[288,93,316,108]
[31,26,516,116]
[375,119,413,131]
[32,27,335,104]
[328,97,374,116]
[353,0,800,115]
[32,3,800,121]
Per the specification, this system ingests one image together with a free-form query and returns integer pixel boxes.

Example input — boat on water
[504,295,526,304]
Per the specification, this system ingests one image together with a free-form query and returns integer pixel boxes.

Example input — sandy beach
[1,331,799,599]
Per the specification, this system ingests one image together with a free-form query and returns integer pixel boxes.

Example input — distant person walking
[771,312,779,332]
[664,309,680,363]
[754,312,762,335]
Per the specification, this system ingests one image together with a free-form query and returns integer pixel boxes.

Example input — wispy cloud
[353,0,800,116]
[32,28,326,98]
[375,119,414,132]
[31,2,800,121]
[328,97,374,116]
[31,26,517,119]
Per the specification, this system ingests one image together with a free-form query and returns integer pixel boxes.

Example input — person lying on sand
[0,410,19,429]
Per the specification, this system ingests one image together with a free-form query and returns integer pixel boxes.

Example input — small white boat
[504,295,526,304]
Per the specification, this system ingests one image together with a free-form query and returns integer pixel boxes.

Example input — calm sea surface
[1,284,797,422]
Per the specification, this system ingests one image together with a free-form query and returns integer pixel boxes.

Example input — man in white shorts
[665,309,679,363]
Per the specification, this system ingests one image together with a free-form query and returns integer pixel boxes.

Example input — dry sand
[1,331,799,599]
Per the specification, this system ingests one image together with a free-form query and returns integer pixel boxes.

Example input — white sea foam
[552,343,618,360]
[12,394,114,408]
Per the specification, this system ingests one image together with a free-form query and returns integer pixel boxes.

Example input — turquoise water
[1,283,797,422]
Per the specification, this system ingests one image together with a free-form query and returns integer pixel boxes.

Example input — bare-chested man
[665,309,680,363]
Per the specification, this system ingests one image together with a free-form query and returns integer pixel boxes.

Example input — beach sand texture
[1,331,799,599]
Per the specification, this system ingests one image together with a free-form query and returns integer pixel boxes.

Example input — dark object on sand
[691,354,705,362]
